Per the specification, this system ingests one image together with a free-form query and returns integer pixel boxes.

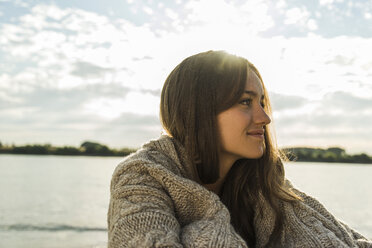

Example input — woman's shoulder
[112,135,196,185]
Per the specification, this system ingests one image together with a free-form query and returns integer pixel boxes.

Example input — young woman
[108,51,371,247]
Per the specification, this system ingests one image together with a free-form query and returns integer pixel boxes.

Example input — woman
[108,51,371,247]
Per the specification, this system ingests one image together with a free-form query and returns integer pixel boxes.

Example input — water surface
[0,155,371,247]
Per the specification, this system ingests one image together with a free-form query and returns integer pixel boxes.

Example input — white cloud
[258,35,372,99]
[143,6,153,15]
[1,2,372,152]
[364,12,372,20]
[83,98,126,120]
[319,0,344,10]
[0,0,29,8]
[82,91,160,119]
[269,92,308,112]
[165,8,178,20]
[284,7,310,26]
[307,19,318,30]
[0,3,164,92]
[123,91,159,116]
[275,109,372,154]
[185,0,274,35]
[95,113,162,148]
[319,0,335,6]
[32,4,68,20]
[276,0,287,9]
[321,91,372,111]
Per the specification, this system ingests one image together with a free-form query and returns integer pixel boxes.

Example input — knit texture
[107,135,372,247]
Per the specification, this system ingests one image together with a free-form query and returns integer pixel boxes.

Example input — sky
[0,0,371,154]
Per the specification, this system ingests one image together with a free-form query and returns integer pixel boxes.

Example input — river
[0,154,371,247]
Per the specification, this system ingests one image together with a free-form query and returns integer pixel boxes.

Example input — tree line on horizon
[0,140,371,164]
[283,147,372,164]
[0,141,136,157]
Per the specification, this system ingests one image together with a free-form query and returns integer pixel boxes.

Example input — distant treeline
[0,141,136,157]
[0,141,371,164]
[283,147,372,164]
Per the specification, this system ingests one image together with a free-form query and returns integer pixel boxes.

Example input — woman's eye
[240,99,252,106]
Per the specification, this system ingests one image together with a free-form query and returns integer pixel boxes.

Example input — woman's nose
[255,106,271,126]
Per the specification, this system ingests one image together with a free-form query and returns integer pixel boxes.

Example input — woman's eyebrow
[244,90,264,99]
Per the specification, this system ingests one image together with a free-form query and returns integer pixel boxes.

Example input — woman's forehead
[244,69,264,97]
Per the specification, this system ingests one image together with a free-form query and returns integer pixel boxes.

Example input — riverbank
[1,141,371,164]
[283,147,372,164]
[0,141,136,157]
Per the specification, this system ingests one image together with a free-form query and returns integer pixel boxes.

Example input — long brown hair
[160,50,301,247]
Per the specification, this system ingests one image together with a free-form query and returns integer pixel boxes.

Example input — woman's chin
[243,151,264,159]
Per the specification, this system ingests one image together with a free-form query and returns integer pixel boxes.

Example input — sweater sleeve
[338,221,372,248]
[107,160,183,248]
[285,180,372,247]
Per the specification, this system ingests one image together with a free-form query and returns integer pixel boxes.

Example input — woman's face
[217,68,271,166]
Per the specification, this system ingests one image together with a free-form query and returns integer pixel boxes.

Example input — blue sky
[0,0,372,154]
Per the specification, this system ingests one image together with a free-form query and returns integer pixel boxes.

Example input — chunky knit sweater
[107,135,371,247]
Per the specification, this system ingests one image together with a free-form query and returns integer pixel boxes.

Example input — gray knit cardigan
[107,135,371,247]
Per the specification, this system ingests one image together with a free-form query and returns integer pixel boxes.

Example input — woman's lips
[246,130,264,139]
[247,133,264,139]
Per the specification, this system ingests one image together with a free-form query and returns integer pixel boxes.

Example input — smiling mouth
[246,130,265,139]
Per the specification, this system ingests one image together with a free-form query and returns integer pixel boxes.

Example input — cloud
[70,61,115,78]
[326,55,355,66]
[1,2,372,152]
[0,110,161,149]
[282,6,319,32]
[132,56,153,61]
[307,19,318,30]
[0,82,161,147]
[321,91,372,112]
[319,0,336,6]
[165,8,178,20]
[0,0,29,8]
[319,0,344,9]
[184,0,274,35]
[257,35,372,102]
[91,113,162,148]
[0,77,162,121]
[269,92,308,111]
[0,3,167,147]
[0,3,165,91]
[82,90,160,119]
[276,110,372,130]
[143,6,153,15]
[0,83,131,113]
[275,110,372,154]
[273,90,372,153]
[284,7,310,25]
[274,91,372,125]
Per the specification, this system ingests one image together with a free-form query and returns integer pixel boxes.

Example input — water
[0,155,371,247]
[0,154,121,248]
